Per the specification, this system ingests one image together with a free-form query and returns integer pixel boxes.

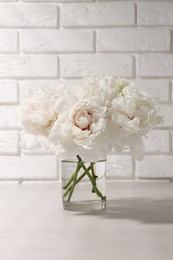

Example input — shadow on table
[77,198,173,224]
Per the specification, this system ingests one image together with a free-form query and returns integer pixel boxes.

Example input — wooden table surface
[0,181,173,260]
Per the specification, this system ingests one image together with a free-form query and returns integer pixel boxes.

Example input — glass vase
[60,156,106,212]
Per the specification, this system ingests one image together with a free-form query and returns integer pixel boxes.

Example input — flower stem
[91,162,97,193]
[77,155,106,201]
[63,171,76,190]
[67,162,81,202]
[63,165,91,199]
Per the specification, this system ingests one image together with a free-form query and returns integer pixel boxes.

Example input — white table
[0,182,173,260]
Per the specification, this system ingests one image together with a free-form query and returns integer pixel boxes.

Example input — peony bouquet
[20,77,162,209]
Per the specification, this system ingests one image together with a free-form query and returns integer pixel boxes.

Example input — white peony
[19,77,163,162]
[19,86,74,136]
[49,96,121,162]
[111,85,163,160]
[75,77,132,107]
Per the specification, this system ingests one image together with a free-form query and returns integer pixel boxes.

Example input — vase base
[63,199,106,212]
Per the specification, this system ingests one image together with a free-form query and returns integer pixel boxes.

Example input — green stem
[77,155,106,201]
[63,171,76,190]
[67,162,81,202]
[63,165,91,199]
[91,162,97,193]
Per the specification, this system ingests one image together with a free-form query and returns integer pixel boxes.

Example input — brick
[0,81,18,103]
[134,79,170,103]
[0,156,57,180]
[60,54,133,78]
[61,2,135,27]
[160,105,173,127]
[19,79,76,101]
[0,106,19,128]
[0,131,19,154]
[138,54,173,77]
[0,4,57,27]
[97,28,170,52]
[136,156,173,178]
[106,155,133,179]
[21,29,93,53]
[0,30,18,53]
[0,55,58,78]
[143,130,169,153]
[138,2,173,25]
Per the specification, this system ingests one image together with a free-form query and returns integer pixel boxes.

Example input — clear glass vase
[60,157,106,212]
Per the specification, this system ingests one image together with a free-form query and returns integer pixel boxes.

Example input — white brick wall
[60,2,135,27]
[138,54,173,77]
[0,4,58,27]
[0,30,18,53]
[97,28,170,52]
[0,131,19,155]
[0,156,57,180]
[0,81,18,104]
[0,0,172,181]
[137,2,173,26]
[21,29,94,53]
[0,55,58,78]
[60,54,134,78]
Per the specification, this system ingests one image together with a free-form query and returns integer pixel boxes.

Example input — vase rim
[61,159,106,163]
